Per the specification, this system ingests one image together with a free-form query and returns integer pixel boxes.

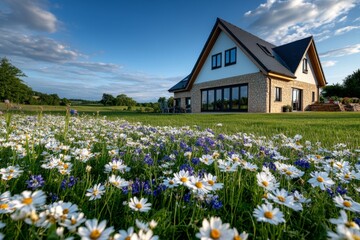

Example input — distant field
[1,103,359,148]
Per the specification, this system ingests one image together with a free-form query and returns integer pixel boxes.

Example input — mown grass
[1,103,359,148]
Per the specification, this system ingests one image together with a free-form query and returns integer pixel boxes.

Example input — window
[257,43,273,57]
[303,58,308,73]
[225,47,236,66]
[312,92,315,102]
[174,98,181,108]
[201,84,248,112]
[212,53,222,69]
[275,87,282,101]
[185,97,191,109]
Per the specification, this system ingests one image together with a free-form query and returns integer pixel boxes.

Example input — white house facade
[169,18,326,113]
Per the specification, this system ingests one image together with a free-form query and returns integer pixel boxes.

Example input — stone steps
[308,103,360,112]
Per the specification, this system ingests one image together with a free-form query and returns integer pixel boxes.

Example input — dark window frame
[312,91,315,102]
[225,47,237,66]
[201,83,248,112]
[303,58,308,74]
[275,87,282,102]
[211,52,222,69]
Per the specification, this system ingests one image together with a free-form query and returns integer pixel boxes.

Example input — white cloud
[0,0,58,33]
[335,25,360,35]
[0,30,79,63]
[321,60,337,67]
[320,44,360,58]
[244,0,358,44]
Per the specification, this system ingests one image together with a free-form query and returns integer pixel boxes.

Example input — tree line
[322,69,360,98]
[0,57,174,110]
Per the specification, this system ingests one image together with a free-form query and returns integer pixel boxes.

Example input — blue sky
[1,0,360,102]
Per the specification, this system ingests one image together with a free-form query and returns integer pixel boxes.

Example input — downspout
[268,77,272,113]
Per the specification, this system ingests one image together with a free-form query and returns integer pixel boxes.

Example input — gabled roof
[169,18,326,92]
[168,75,191,92]
[273,37,313,73]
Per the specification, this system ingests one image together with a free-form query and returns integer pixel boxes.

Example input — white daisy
[333,195,360,213]
[108,175,129,189]
[329,210,359,229]
[77,219,114,240]
[195,216,234,240]
[85,183,105,201]
[203,173,223,191]
[128,197,151,212]
[307,171,335,190]
[188,176,212,195]
[256,171,279,191]
[253,203,285,225]
[199,154,215,165]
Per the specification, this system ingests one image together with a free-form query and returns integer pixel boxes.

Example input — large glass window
[240,85,248,111]
[231,87,239,110]
[211,53,222,69]
[225,47,236,66]
[201,84,248,112]
[215,89,222,111]
[208,90,215,110]
[275,87,282,101]
[201,91,207,111]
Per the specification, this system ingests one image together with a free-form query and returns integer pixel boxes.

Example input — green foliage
[343,69,360,98]
[0,57,32,103]
[322,69,360,98]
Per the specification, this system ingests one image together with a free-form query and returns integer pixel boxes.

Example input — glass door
[292,88,302,111]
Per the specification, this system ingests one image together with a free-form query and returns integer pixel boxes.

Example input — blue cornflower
[61,176,78,190]
[217,134,225,140]
[48,192,59,203]
[354,217,360,226]
[180,141,188,149]
[26,175,45,190]
[191,157,200,165]
[183,192,191,203]
[294,159,311,169]
[326,188,334,198]
[263,161,277,171]
[180,164,194,175]
[336,185,347,195]
[144,154,154,166]
[209,195,223,210]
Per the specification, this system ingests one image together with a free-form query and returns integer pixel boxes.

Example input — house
[168,18,326,113]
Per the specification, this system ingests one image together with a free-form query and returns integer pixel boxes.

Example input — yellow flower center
[63,208,69,214]
[125,237,131,240]
[180,177,188,183]
[195,182,203,188]
[0,203,9,209]
[285,170,292,176]
[262,181,269,187]
[90,229,101,239]
[277,196,286,202]
[93,190,99,196]
[345,174,350,179]
[352,234,360,240]
[208,180,214,186]
[316,176,324,182]
[63,163,69,169]
[169,180,174,185]
[9,169,14,173]
[210,229,221,239]
[346,221,357,228]
[262,193,268,199]
[71,219,77,225]
[343,201,352,208]
[264,211,273,219]
[315,155,321,159]
[136,203,142,209]
[22,197,33,205]
[234,236,242,240]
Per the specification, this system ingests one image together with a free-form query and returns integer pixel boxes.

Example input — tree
[114,94,136,106]
[343,69,360,98]
[100,93,115,106]
[0,57,32,103]
[322,84,345,98]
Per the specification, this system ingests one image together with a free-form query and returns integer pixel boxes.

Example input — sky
[1,0,360,102]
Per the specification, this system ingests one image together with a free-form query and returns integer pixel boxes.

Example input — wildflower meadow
[0,112,360,239]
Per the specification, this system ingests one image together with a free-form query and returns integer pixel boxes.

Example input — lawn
[0,107,359,239]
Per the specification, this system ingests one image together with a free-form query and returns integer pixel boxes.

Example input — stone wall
[173,91,191,110]
[270,78,318,113]
[190,72,268,113]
